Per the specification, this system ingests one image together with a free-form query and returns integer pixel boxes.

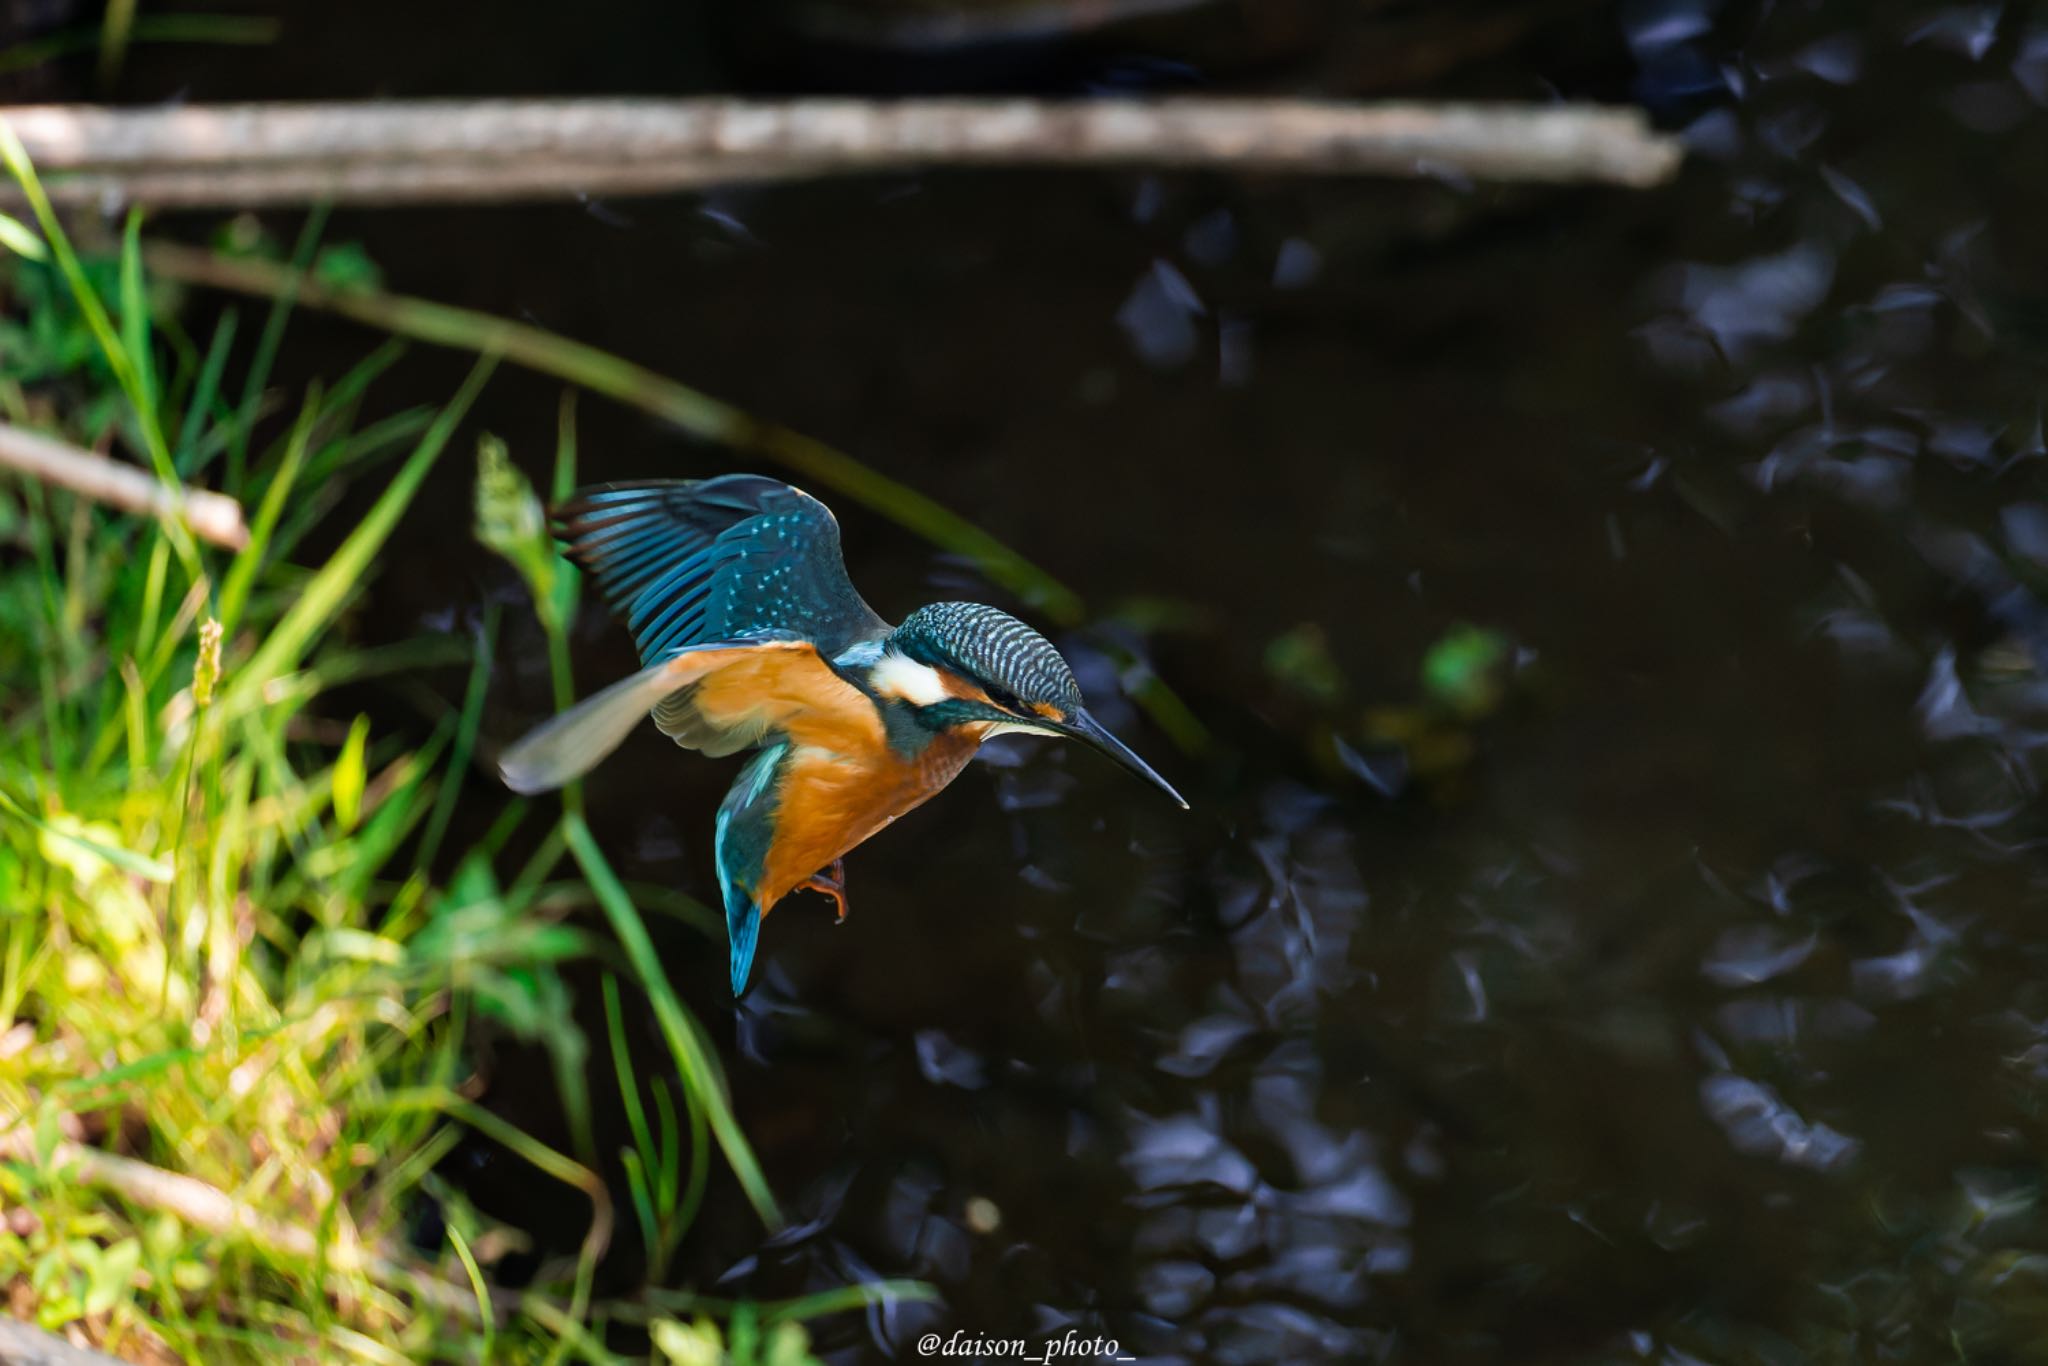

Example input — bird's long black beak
[1065,709,1189,809]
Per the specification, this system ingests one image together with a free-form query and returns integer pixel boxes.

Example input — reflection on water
[120,0,2048,1358]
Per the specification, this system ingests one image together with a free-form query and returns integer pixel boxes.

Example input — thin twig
[0,97,1684,208]
[0,421,248,550]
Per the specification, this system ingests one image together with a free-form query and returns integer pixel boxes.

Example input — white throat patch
[868,650,951,706]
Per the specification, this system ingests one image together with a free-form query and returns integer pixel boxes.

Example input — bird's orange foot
[801,860,849,923]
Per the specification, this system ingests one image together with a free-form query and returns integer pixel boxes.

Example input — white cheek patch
[868,651,951,706]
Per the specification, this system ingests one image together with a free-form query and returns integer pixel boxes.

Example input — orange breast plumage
[756,726,985,911]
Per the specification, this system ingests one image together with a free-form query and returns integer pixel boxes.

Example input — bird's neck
[832,637,992,758]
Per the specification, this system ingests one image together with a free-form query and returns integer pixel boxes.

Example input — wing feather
[498,637,882,791]
[554,475,889,663]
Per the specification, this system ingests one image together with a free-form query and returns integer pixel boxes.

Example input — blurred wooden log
[0,422,248,549]
[0,97,1683,208]
[0,1316,129,1365]
[0,1109,498,1323]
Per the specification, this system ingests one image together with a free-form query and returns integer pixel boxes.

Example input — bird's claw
[802,859,849,923]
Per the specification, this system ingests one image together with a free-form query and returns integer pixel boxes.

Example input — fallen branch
[0,1116,491,1322]
[0,1317,128,1365]
[0,421,249,549]
[0,97,1683,207]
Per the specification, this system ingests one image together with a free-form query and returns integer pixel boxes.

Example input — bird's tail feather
[498,659,686,794]
[726,893,762,997]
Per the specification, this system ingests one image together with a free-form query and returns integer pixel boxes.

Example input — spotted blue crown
[891,602,1083,714]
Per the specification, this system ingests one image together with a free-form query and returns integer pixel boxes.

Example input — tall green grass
[473,423,780,1230]
[0,147,923,1359]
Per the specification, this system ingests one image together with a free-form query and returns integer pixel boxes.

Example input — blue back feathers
[554,476,889,663]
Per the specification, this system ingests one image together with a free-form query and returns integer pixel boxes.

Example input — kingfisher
[498,474,1187,996]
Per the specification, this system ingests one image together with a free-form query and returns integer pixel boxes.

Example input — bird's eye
[984,685,1025,714]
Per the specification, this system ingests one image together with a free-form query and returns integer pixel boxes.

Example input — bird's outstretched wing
[498,636,883,793]
[554,476,888,663]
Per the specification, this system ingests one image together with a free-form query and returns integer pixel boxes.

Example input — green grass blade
[563,811,781,1228]
[296,339,408,445]
[0,14,279,78]
[176,305,240,473]
[601,972,660,1186]
[380,1087,608,1233]
[222,355,493,716]
[143,241,1083,622]
[445,1226,495,1363]
[119,208,157,418]
[414,605,496,873]
[650,1075,681,1210]
[379,1089,609,1359]
[0,209,45,260]
[552,389,578,503]
[227,204,330,488]
[263,408,436,564]
[0,125,198,582]
[216,387,316,644]
[761,1280,940,1325]
[134,534,170,661]
[0,783,173,881]
[635,1278,937,1324]
[619,1150,661,1278]
[97,0,140,87]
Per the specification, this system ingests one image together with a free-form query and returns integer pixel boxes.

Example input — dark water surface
[121,1,2048,1360]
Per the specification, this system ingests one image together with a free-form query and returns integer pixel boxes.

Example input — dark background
[33,0,2048,1360]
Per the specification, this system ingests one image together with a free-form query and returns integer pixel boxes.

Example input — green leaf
[333,714,370,832]
[308,925,401,966]
[1264,623,1345,704]
[0,210,46,261]
[32,1104,62,1167]
[0,785,173,883]
[1420,623,1512,718]
[761,1321,819,1366]
[83,1236,141,1316]
[311,241,382,292]
[652,1317,724,1366]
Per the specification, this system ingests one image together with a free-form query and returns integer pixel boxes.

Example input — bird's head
[870,602,1187,808]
